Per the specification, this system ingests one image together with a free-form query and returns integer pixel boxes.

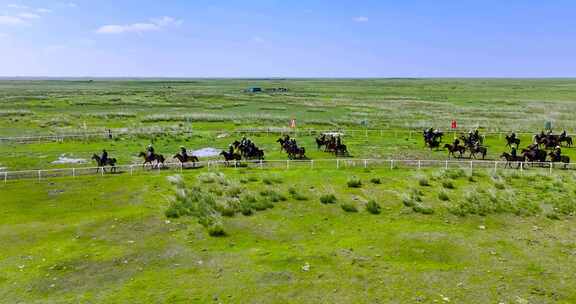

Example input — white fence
[0,159,572,184]
[0,127,558,144]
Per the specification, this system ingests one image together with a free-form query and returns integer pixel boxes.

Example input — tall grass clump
[165,175,225,236]
[320,194,337,205]
[347,177,362,188]
[288,187,309,201]
[370,177,382,184]
[365,200,382,214]
[417,175,430,187]
[340,202,358,213]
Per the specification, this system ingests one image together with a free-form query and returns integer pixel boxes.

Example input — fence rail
[0,158,571,183]
[0,127,565,144]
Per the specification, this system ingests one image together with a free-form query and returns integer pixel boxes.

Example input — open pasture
[2,79,576,303]
[2,167,576,303]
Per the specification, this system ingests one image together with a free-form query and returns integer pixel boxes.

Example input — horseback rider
[510,132,516,140]
[553,145,562,161]
[561,129,567,138]
[180,146,187,159]
[511,146,517,158]
[228,144,234,155]
[452,137,460,146]
[101,149,108,164]
[146,144,154,157]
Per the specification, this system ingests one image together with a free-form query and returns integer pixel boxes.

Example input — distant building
[246,87,263,93]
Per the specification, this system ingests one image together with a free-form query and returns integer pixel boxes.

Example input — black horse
[500,152,524,169]
[92,154,117,173]
[220,150,241,166]
[173,153,199,166]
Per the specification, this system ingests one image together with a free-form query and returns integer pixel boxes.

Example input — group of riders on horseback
[277,135,307,159]
[501,130,571,168]
[220,137,265,165]
[425,128,487,159]
[315,133,349,156]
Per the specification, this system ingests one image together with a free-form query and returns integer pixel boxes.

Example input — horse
[138,152,165,168]
[560,136,573,147]
[91,154,117,173]
[468,145,487,160]
[505,135,520,148]
[521,148,547,166]
[220,150,241,166]
[443,144,465,159]
[173,153,199,167]
[500,152,524,169]
[548,151,570,168]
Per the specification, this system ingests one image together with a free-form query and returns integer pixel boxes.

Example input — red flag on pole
[451,120,457,129]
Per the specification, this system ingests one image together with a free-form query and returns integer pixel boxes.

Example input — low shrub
[370,177,382,184]
[288,187,308,201]
[341,202,358,213]
[413,203,434,215]
[366,200,382,214]
[442,180,455,189]
[207,223,226,237]
[438,190,450,201]
[418,176,430,187]
[260,190,287,202]
[347,177,362,188]
[320,194,337,204]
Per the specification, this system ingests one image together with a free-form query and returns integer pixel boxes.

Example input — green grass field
[2,79,576,303]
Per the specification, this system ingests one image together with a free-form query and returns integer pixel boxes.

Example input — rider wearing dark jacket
[180,146,187,158]
[101,149,108,163]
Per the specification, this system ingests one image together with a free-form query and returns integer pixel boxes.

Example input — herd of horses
[90,133,350,171]
[424,129,573,168]
[89,129,574,173]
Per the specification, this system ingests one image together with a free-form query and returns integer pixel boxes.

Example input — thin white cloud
[353,16,369,22]
[18,12,40,19]
[251,36,265,43]
[36,8,52,14]
[7,4,29,9]
[96,16,182,34]
[0,15,26,25]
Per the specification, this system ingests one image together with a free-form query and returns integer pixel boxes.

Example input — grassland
[2,167,576,303]
[2,79,576,303]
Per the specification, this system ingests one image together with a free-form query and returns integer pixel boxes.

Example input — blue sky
[0,0,575,77]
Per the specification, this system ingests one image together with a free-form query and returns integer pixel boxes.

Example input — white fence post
[418,160,421,170]
[550,162,553,175]
[72,168,76,178]
[364,159,367,169]
[260,159,263,169]
[470,161,473,174]
[130,165,134,175]
[310,160,314,169]
[390,159,394,169]
[101,167,104,176]
[337,159,340,169]
[38,170,42,181]
[494,161,497,173]
[286,160,289,169]
[3,172,7,184]
[445,160,448,170]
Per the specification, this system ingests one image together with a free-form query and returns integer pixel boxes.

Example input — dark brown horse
[468,145,487,160]
[220,150,241,166]
[173,153,199,166]
[138,152,165,168]
[91,154,117,173]
[500,152,524,169]
[548,151,570,168]
[443,144,465,159]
